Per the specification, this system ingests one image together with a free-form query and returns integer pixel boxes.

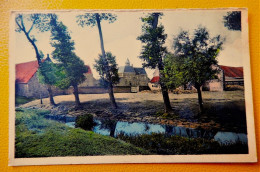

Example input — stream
[44,114,248,145]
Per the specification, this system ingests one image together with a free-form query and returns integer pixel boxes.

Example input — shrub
[75,114,95,130]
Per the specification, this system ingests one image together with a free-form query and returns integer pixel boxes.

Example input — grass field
[15,108,150,158]
[15,96,35,106]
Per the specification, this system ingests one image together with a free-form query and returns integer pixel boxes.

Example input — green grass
[15,108,150,158]
[15,96,35,106]
[117,133,248,155]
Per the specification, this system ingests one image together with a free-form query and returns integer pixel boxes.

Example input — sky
[13,10,243,79]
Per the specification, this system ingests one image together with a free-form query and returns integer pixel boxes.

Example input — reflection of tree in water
[165,125,173,135]
[99,119,118,137]
[144,123,150,131]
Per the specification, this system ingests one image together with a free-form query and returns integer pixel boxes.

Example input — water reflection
[44,114,247,145]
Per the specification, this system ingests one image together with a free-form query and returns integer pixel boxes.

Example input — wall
[1,0,259,172]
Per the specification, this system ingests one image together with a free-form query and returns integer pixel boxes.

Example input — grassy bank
[15,108,150,158]
[117,133,248,155]
[15,96,35,106]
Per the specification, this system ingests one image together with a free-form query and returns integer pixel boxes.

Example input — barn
[15,57,96,98]
[15,58,51,98]
[148,65,244,92]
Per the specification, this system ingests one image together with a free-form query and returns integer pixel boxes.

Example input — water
[44,114,247,145]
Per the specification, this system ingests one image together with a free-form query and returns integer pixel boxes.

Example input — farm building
[15,57,96,98]
[15,57,52,98]
[116,59,150,92]
[148,65,244,92]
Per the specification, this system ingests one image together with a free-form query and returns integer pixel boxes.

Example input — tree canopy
[171,26,224,110]
[15,13,55,64]
[76,12,118,109]
[76,13,117,27]
[137,13,172,113]
[223,11,241,31]
[137,13,167,69]
[50,18,87,106]
[94,52,120,88]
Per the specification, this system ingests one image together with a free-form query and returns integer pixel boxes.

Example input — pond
[44,114,247,145]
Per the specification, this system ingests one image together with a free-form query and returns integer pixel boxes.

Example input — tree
[15,13,56,105]
[37,54,58,104]
[50,18,87,107]
[223,11,241,31]
[163,53,187,90]
[76,13,118,109]
[94,52,120,96]
[137,13,172,113]
[172,27,224,111]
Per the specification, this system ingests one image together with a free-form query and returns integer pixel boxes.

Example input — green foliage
[50,19,87,89]
[15,109,150,157]
[117,133,248,155]
[137,13,167,69]
[163,54,187,89]
[15,13,54,34]
[37,58,58,86]
[171,26,224,88]
[15,96,35,106]
[223,11,241,31]
[75,114,95,130]
[94,52,119,87]
[76,13,117,27]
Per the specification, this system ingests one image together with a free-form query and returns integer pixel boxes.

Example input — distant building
[78,66,99,87]
[148,65,244,92]
[116,59,150,92]
[203,65,244,91]
[148,69,161,91]
[15,57,95,98]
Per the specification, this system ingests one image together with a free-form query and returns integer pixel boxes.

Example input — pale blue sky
[14,10,243,78]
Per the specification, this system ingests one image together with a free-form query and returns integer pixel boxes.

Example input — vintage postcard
[9,9,257,166]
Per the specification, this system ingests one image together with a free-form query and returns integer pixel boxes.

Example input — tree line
[15,11,240,112]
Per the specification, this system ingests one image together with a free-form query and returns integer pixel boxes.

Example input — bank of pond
[15,108,248,158]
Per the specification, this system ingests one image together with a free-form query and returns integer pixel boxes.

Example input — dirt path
[20,91,246,132]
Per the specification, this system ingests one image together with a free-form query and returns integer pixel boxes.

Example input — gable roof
[219,65,243,78]
[16,59,92,84]
[134,68,146,75]
[118,65,135,73]
[150,76,160,83]
[85,65,92,74]
[16,60,40,84]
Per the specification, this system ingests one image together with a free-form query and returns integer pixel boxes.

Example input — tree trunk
[95,13,118,109]
[160,80,172,113]
[152,13,172,113]
[72,84,81,107]
[47,85,56,106]
[108,83,118,109]
[195,84,204,112]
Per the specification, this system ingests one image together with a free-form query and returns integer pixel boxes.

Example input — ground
[20,90,246,133]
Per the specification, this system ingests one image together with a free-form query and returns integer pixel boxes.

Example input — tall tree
[76,13,118,109]
[15,13,56,105]
[172,27,224,111]
[94,52,120,101]
[50,18,87,107]
[137,13,172,113]
[223,11,241,31]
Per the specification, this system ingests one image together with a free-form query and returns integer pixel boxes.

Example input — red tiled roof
[219,65,243,78]
[16,60,92,84]
[151,76,160,83]
[16,60,40,84]
[85,65,92,74]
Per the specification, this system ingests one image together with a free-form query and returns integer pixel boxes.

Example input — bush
[117,133,248,155]
[75,114,95,130]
